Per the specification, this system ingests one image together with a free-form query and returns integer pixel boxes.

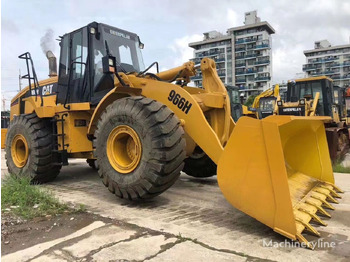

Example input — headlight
[299,99,305,105]
[277,101,282,106]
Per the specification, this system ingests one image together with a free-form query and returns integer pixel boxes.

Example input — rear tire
[183,147,216,178]
[95,97,186,200]
[5,113,61,183]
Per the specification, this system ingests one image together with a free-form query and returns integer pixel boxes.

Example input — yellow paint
[294,75,332,83]
[11,134,29,168]
[55,102,91,113]
[106,125,142,173]
[11,77,58,103]
[23,96,57,117]
[1,129,8,149]
[56,112,93,153]
[217,115,341,247]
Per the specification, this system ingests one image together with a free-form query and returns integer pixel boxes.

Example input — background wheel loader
[241,85,279,119]
[1,111,10,149]
[6,22,343,248]
[275,76,350,161]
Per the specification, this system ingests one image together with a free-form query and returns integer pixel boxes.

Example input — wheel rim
[107,125,142,174]
[11,134,29,168]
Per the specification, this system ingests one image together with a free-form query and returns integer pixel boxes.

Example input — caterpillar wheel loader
[242,85,279,119]
[6,22,343,248]
[276,76,349,161]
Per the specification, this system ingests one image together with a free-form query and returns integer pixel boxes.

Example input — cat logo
[42,84,53,95]
[31,84,53,96]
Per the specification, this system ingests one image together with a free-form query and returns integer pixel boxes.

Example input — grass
[1,175,69,219]
[333,162,350,173]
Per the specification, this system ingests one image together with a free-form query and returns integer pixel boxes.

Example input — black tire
[5,113,61,183]
[183,147,216,178]
[86,159,99,170]
[95,96,186,200]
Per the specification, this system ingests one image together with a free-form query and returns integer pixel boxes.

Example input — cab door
[57,28,90,105]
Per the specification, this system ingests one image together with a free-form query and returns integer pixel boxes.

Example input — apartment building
[303,40,350,87]
[189,11,275,98]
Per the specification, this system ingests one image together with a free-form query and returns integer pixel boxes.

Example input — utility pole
[19,69,22,91]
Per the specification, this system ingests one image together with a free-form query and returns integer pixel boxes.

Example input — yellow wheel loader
[6,22,343,248]
[276,76,350,161]
[242,85,279,119]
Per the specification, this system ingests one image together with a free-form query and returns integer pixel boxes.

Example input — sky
[1,0,350,110]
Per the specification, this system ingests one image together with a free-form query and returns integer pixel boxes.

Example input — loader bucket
[217,115,343,248]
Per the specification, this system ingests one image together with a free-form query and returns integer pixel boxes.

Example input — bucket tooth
[330,184,344,193]
[296,218,320,237]
[311,191,335,210]
[298,208,327,226]
[306,199,332,217]
[296,233,314,250]
[320,185,342,198]
[314,188,339,203]
[311,193,336,209]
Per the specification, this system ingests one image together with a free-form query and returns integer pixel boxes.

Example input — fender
[87,85,141,136]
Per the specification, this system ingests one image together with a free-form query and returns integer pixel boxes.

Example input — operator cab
[56,22,145,105]
[286,76,334,116]
[257,96,276,119]
[226,85,243,121]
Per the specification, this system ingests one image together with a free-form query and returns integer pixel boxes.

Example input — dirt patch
[1,211,110,256]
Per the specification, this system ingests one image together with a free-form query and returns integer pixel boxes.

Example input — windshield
[227,88,240,103]
[259,97,276,110]
[100,26,145,72]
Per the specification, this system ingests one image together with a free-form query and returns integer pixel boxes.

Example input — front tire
[183,147,216,178]
[95,97,186,200]
[5,113,61,183]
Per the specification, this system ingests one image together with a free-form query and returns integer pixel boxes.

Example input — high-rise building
[189,11,275,98]
[302,40,350,87]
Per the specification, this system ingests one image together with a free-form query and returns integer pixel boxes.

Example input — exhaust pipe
[46,51,57,77]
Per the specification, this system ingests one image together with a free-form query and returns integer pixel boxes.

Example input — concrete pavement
[1,151,350,261]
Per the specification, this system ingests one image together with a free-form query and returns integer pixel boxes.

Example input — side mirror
[102,55,116,74]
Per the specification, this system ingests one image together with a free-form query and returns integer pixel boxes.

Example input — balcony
[215,58,226,63]
[330,63,341,68]
[255,59,270,65]
[235,63,246,68]
[255,44,269,49]
[309,59,323,64]
[311,71,323,76]
[236,77,246,83]
[344,61,350,67]
[235,47,245,52]
[235,56,245,60]
[255,76,271,81]
[246,45,256,51]
[235,39,245,44]
[245,38,258,43]
[302,64,319,71]
[324,57,337,62]
[245,53,257,59]
[324,70,335,75]
[235,69,256,76]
